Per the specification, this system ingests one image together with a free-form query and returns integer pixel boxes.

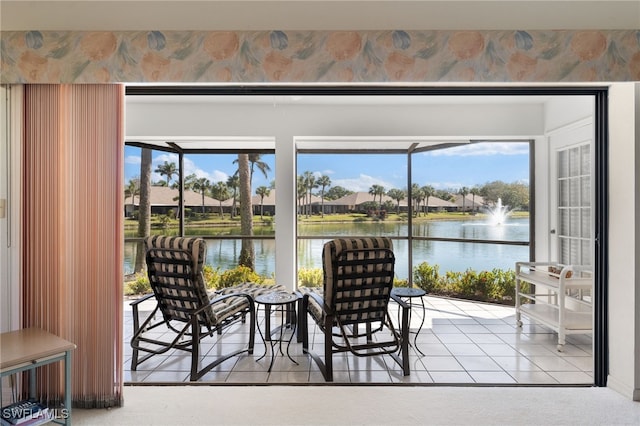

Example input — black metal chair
[130,236,280,381]
[299,237,410,381]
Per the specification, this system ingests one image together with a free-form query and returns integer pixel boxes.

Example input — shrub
[298,267,323,287]
[393,277,408,288]
[413,262,441,293]
[488,268,518,302]
[203,265,221,290]
[125,272,150,296]
[219,265,265,288]
[411,261,517,305]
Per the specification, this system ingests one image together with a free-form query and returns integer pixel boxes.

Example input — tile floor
[123,295,593,385]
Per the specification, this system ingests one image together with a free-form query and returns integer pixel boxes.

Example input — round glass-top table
[391,287,427,356]
[254,292,299,372]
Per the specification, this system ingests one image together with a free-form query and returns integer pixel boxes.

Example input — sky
[124,142,529,193]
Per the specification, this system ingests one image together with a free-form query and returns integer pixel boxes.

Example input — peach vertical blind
[23,84,124,408]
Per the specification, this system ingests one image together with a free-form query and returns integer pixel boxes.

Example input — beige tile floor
[123,295,593,385]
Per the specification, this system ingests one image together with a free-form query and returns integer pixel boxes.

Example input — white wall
[607,82,639,400]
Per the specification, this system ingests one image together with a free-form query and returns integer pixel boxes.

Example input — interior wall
[607,82,639,400]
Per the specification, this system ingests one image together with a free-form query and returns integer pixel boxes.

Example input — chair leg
[247,304,256,355]
[324,314,333,382]
[190,317,201,381]
[399,305,410,376]
[300,296,309,349]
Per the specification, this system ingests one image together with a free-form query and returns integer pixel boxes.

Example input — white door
[548,122,594,268]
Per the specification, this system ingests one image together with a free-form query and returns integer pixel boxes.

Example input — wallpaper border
[1,30,639,84]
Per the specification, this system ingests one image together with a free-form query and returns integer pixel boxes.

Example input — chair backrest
[144,236,214,325]
[322,237,395,325]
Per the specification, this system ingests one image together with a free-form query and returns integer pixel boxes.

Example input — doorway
[123,85,607,386]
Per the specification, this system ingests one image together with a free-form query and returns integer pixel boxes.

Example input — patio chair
[299,237,410,381]
[130,236,283,381]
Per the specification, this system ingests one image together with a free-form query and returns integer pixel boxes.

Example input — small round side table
[391,287,427,356]
[254,292,299,372]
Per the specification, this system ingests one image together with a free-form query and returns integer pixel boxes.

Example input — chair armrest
[192,291,255,317]
[304,291,333,316]
[130,292,155,306]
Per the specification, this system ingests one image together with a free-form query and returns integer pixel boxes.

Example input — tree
[248,154,271,182]
[436,189,454,202]
[302,171,317,217]
[226,175,239,218]
[479,180,508,204]
[154,160,178,186]
[470,186,480,213]
[411,184,425,217]
[386,188,406,214]
[459,186,470,213]
[368,184,386,206]
[297,176,306,215]
[255,186,271,219]
[501,182,530,210]
[421,185,435,215]
[135,149,152,273]
[316,175,331,217]
[125,177,140,206]
[183,173,198,192]
[237,154,254,269]
[210,181,231,218]
[192,177,210,213]
[324,185,353,200]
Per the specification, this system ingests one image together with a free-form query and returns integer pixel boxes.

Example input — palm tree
[183,173,198,192]
[192,177,210,213]
[135,149,152,273]
[154,161,178,186]
[233,153,271,183]
[302,171,316,217]
[226,175,239,219]
[297,176,306,215]
[125,178,140,206]
[255,186,271,219]
[210,181,231,218]
[248,154,271,182]
[470,186,480,213]
[237,154,254,269]
[316,175,331,217]
[369,184,385,206]
[387,188,406,214]
[411,183,424,217]
[459,186,470,214]
[421,185,435,215]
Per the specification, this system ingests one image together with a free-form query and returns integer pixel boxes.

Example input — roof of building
[124,186,234,207]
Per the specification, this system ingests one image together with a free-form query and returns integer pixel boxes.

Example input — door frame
[126,84,610,386]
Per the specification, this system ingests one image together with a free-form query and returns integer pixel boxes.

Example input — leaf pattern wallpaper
[1,30,639,83]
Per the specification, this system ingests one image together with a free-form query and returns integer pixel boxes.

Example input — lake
[124,217,530,279]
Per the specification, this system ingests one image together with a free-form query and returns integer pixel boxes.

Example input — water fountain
[486,197,511,225]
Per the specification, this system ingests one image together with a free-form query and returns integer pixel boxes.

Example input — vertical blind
[23,84,124,408]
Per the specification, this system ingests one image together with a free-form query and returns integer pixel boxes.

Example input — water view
[124,217,529,279]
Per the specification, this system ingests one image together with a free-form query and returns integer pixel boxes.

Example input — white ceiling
[2,1,638,30]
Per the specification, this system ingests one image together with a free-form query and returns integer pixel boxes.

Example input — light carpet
[73,385,640,425]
